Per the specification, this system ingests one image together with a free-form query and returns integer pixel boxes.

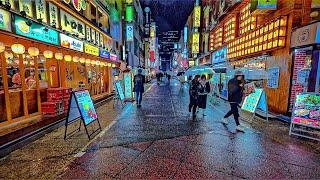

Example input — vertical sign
[192,33,200,53]
[126,24,133,41]
[49,2,59,27]
[86,26,91,41]
[0,9,11,32]
[60,10,85,38]
[126,6,134,22]
[124,72,132,99]
[194,6,201,27]
[96,32,100,45]
[35,0,47,22]
[19,0,33,17]
[91,29,96,43]
[184,26,188,43]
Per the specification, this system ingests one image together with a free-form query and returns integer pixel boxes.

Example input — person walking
[133,69,145,107]
[189,75,201,119]
[198,75,211,116]
[222,71,245,132]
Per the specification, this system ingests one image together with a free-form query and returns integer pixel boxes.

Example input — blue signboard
[99,48,110,59]
[126,24,133,41]
[74,90,98,125]
[14,15,59,45]
[115,81,125,100]
[212,46,227,64]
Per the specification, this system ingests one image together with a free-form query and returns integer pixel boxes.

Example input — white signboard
[60,33,84,52]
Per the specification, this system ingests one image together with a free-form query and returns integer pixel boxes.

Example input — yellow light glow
[11,43,25,54]
[55,52,63,60]
[64,55,72,62]
[73,56,79,62]
[0,42,5,53]
[43,50,53,58]
[28,47,39,57]
[85,59,91,64]
[4,51,13,59]
[79,57,85,63]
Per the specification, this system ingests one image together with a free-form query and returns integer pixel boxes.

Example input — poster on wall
[267,67,280,88]
[35,0,47,23]
[292,93,320,128]
[14,15,59,45]
[0,9,11,32]
[60,9,85,38]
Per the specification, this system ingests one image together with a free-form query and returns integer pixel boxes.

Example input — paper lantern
[0,42,5,53]
[73,56,79,62]
[96,61,100,66]
[103,62,108,66]
[112,64,116,68]
[43,50,53,58]
[28,47,39,57]
[11,43,25,54]
[100,62,104,67]
[4,51,13,59]
[79,57,85,63]
[90,60,96,65]
[107,63,111,67]
[64,55,72,62]
[55,52,63,60]
[85,59,91,64]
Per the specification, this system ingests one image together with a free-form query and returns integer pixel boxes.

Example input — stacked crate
[42,88,71,117]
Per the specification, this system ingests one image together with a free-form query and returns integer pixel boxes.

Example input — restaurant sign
[60,9,85,38]
[48,2,59,27]
[0,9,11,32]
[14,15,59,45]
[35,0,47,23]
[84,43,99,56]
[110,53,118,62]
[291,22,320,48]
[212,46,227,64]
[19,0,33,17]
[60,33,83,52]
[99,48,110,59]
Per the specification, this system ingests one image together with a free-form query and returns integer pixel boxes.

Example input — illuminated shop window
[224,16,236,43]
[239,4,257,36]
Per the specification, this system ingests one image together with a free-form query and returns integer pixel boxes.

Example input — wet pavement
[56,80,320,180]
[0,80,319,179]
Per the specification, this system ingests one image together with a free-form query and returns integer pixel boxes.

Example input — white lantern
[28,47,39,57]
[85,59,91,64]
[112,64,116,68]
[96,61,100,66]
[90,60,96,65]
[79,57,85,63]
[73,56,79,62]
[43,50,53,58]
[0,42,5,53]
[55,52,63,60]
[107,63,112,67]
[64,55,72,62]
[11,43,25,54]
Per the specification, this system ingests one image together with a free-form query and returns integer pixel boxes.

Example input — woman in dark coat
[198,75,211,116]
[189,75,201,119]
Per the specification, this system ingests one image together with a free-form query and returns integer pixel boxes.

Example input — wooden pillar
[34,56,41,113]
[60,60,66,88]
[1,53,12,121]
[19,54,28,116]
[45,58,51,88]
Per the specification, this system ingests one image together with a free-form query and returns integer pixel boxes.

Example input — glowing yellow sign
[19,0,33,17]
[194,6,201,28]
[84,43,99,56]
[192,33,200,53]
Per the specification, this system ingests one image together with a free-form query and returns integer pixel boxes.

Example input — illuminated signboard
[84,43,99,56]
[257,0,277,9]
[126,24,133,41]
[74,90,97,125]
[60,9,85,38]
[150,25,155,38]
[212,47,227,64]
[35,0,47,23]
[192,33,200,54]
[193,6,201,27]
[19,0,33,17]
[126,6,134,22]
[110,53,118,61]
[49,2,59,27]
[0,9,11,32]
[184,26,188,43]
[124,72,133,98]
[99,48,110,59]
[60,33,83,52]
[15,15,59,45]
[115,81,125,101]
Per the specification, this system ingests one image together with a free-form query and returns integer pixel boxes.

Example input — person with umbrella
[198,75,211,116]
[189,75,201,120]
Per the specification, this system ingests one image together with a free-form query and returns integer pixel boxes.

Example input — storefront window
[38,55,48,89]
[6,52,21,89]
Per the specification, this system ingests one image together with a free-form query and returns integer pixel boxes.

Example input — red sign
[150,51,154,62]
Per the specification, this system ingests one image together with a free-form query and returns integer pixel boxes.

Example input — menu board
[267,67,280,88]
[115,81,125,101]
[124,72,133,98]
[241,88,264,113]
[292,93,320,128]
[74,90,98,125]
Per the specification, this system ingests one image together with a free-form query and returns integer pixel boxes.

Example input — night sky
[140,0,194,33]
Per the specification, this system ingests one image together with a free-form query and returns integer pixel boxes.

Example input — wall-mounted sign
[99,49,110,59]
[60,33,84,52]
[14,15,59,45]
[110,53,118,61]
[60,9,85,38]
[184,26,188,43]
[267,67,280,88]
[48,2,59,27]
[126,24,133,41]
[35,0,47,23]
[91,28,96,43]
[95,31,100,45]
[0,9,11,32]
[193,6,201,27]
[84,43,99,56]
[150,25,155,38]
[19,0,33,17]
[100,33,104,47]
[86,26,91,41]
[257,0,277,9]
[291,22,320,48]
[212,46,227,64]
[125,6,134,22]
[192,33,200,54]
[150,50,155,62]
[72,0,86,11]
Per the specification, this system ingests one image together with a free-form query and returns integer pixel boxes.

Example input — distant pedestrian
[198,75,211,116]
[222,71,245,132]
[133,69,145,107]
[156,73,160,85]
[189,75,201,120]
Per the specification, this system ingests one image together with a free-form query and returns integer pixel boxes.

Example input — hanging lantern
[79,57,85,63]
[4,51,13,59]
[85,59,91,64]
[64,55,72,62]
[0,42,5,53]
[112,64,116,68]
[90,60,96,65]
[11,43,25,54]
[73,56,79,62]
[28,47,39,57]
[43,50,53,58]
[103,62,108,66]
[107,63,112,67]
[55,52,63,60]
[99,61,104,67]
[96,61,100,66]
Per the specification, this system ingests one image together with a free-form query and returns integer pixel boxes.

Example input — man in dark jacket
[189,75,201,119]
[222,71,245,132]
[133,69,145,107]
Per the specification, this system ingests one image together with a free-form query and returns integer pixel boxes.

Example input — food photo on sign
[293,93,320,127]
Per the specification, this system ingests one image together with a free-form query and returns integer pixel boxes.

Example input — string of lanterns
[0,41,118,67]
